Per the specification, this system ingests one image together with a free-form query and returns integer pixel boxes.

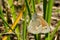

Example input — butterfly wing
[27,18,42,34]
[27,13,50,34]
[39,16,50,33]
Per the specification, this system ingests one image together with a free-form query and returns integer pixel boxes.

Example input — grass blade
[8,0,16,21]
[34,34,41,40]
[43,0,47,20]
[23,10,27,40]
[2,0,23,40]
[46,0,54,25]
[0,4,11,40]
[51,21,60,40]
[8,0,22,40]
[45,21,60,40]
[31,0,36,13]
[25,0,32,20]
[2,10,23,40]
[0,5,14,32]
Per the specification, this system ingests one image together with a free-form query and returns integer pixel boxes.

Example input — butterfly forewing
[27,18,42,34]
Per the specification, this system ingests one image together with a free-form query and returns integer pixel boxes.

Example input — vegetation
[0,0,60,40]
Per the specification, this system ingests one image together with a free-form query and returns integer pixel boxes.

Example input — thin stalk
[2,10,23,40]
[0,5,11,40]
[0,11,15,40]
[45,21,60,40]
[43,0,47,20]
[25,0,32,20]
[22,0,31,40]
[1,0,9,32]
[23,10,27,40]
[0,6,8,32]
[8,0,16,21]
[0,14,13,31]
[0,6,14,32]
[45,33,51,40]
[31,0,36,13]
[51,21,60,40]
[43,0,54,40]
[0,14,14,32]
[15,26,22,40]
[46,0,54,25]
[9,11,22,40]
[2,0,23,40]
[34,34,41,40]
[8,0,22,40]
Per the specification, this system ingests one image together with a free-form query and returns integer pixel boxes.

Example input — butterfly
[27,13,51,34]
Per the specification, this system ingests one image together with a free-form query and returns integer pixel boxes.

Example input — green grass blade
[43,0,54,40]
[0,5,14,32]
[8,0,16,21]
[45,21,60,40]
[15,26,22,40]
[51,21,60,40]
[45,33,51,40]
[0,5,11,40]
[25,0,32,20]
[23,10,27,40]
[31,0,36,13]
[43,0,47,20]
[8,0,21,40]
[46,0,54,25]
[34,34,41,40]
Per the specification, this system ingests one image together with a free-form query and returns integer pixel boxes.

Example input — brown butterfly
[27,13,51,34]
